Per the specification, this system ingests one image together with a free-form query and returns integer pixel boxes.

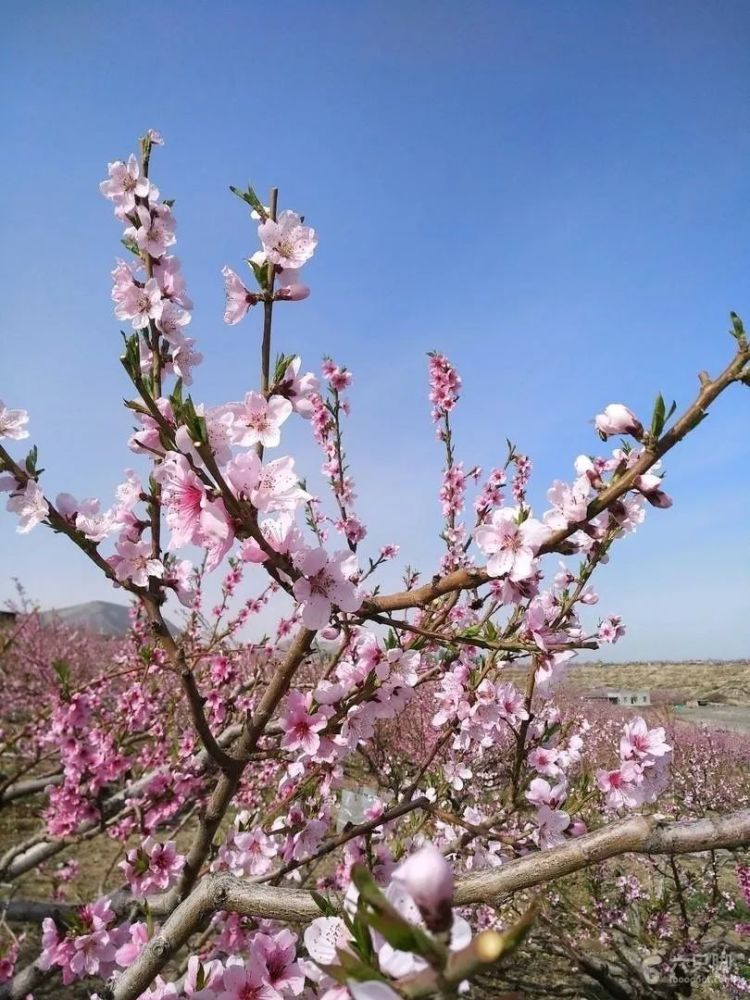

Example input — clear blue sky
[2,1,749,661]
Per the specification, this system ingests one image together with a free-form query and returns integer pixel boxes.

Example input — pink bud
[569,819,587,837]
[594,404,643,441]
[393,843,454,933]
[635,474,673,508]
[275,282,310,302]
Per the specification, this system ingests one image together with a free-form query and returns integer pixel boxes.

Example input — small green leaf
[315,963,350,985]
[24,446,39,475]
[120,236,140,257]
[730,311,746,342]
[230,183,268,220]
[310,891,338,918]
[247,257,270,290]
[649,393,667,440]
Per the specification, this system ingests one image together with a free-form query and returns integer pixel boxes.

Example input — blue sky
[1,1,749,661]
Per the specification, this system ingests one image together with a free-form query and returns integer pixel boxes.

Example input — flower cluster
[597,716,672,810]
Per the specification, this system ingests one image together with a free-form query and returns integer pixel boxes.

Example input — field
[564,659,750,704]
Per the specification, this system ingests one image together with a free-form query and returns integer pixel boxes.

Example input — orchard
[1,132,749,1000]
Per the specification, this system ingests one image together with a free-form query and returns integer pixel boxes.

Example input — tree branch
[366,340,750,614]
[104,808,750,1000]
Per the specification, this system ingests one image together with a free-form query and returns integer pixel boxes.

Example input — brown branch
[180,669,240,776]
[110,873,320,1000]
[257,795,430,884]
[453,809,750,903]
[106,808,750,1000]
[169,626,316,900]
[365,340,750,615]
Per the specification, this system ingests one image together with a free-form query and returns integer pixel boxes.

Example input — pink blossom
[620,717,671,761]
[109,538,164,587]
[169,332,203,386]
[184,955,224,996]
[0,400,29,440]
[114,921,149,967]
[526,776,567,809]
[325,364,352,391]
[496,682,529,723]
[6,479,49,533]
[222,266,260,325]
[598,615,625,644]
[228,826,278,877]
[303,917,352,965]
[292,547,363,628]
[154,255,193,310]
[428,352,461,420]
[129,396,174,455]
[443,760,472,791]
[349,985,401,1000]
[225,452,310,513]
[527,746,561,777]
[99,154,150,215]
[253,929,305,996]
[114,276,163,329]
[393,842,454,932]
[156,301,191,343]
[258,210,317,269]
[55,495,113,542]
[69,926,116,979]
[278,357,319,418]
[0,940,18,985]
[596,760,644,810]
[230,392,292,449]
[594,403,643,440]
[125,204,176,259]
[217,955,282,1000]
[120,837,185,896]
[535,804,571,849]
[474,507,549,582]
[279,691,329,756]
[635,472,673,508]
[240,511,303,564]
[543,478,590,530]
[156,453,234,569]
[274,269,310,301]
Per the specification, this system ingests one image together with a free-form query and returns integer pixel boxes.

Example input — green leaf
[24,446,39,475]
[315,963,350,986]
[52,659,71,698]
[311,891,338,918]
[335,946,383,982]
[120,235,140,257]
[365,910,423,952]
[229,183,268,220]
[247,257,269,290]
[730,311,746,342]
[274,353,294,384]
[650,393,667,440]
[351,866,445,964]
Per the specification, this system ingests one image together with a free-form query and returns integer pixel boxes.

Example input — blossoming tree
[1,131,750,1000]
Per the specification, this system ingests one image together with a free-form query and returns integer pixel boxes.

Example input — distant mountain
[41,601,178,637]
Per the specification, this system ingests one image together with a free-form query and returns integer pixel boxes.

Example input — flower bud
[594,404,643,441]
[393,842,454,933]
[275,282,310,302]
[635,474,673,508]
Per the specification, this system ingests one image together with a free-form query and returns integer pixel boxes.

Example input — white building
[606,690,651,707]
